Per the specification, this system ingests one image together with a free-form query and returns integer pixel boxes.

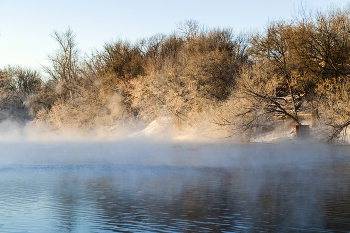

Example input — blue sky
[0,0,348,70]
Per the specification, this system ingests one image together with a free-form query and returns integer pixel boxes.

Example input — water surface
[0,142,349,232]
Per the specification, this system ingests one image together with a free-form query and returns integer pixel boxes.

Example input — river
[0,141,349,232]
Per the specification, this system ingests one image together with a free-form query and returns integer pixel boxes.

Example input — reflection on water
[0,142,350,232]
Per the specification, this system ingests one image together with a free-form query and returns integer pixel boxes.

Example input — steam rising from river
[0,136,339,167]
[0,117,339,167]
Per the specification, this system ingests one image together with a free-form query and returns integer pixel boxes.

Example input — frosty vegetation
[2,5,350,143]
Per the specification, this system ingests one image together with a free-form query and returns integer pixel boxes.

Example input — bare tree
[0,66,42,122]
[250,22,303,125]
[42,28,80,100]
[177,19,205,41]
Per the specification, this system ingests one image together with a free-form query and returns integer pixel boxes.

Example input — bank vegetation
[2,5,350,142]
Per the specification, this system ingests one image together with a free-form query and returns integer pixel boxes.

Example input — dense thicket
[0,66,41,123]
[2,6,350,142]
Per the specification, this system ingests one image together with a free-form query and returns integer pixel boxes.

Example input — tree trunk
[287,78,300,125]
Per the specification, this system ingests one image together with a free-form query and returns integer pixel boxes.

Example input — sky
[0,0,348,71]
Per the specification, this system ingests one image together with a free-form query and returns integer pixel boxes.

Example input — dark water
[0,141,350,232]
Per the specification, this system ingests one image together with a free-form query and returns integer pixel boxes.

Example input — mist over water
[0,136,350,232]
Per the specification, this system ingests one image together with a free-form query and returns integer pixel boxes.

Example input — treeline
[2,5,350,142]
